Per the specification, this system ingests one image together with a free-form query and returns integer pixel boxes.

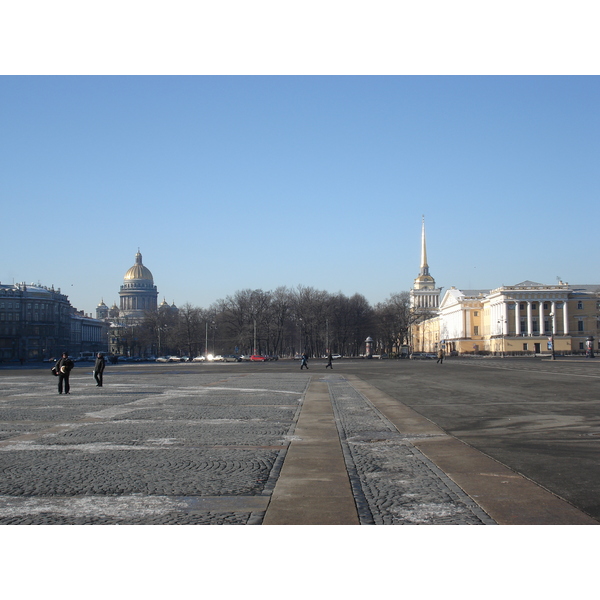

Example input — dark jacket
[94,356,106,373]
[55,356,74,374]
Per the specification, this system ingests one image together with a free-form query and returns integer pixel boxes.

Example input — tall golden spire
[420,216,430,276]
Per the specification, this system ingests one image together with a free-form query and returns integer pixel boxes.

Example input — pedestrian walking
[53,352,74,394]
[437,348,445,364]
[94,352,106,387]
[325,352,333,369]
[300,353,309,370]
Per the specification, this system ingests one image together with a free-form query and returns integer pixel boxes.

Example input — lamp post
[253,319,257,355]
[205,320,208,358]
[549,312,556,360]
[497,317,507,357]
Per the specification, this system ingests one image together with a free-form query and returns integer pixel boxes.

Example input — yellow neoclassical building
[408,220,599,356]
[411,281,600,356]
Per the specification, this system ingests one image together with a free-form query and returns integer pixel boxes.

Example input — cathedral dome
[124,251,154,282]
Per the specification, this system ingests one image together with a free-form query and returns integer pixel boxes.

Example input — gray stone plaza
[0,358,598,525]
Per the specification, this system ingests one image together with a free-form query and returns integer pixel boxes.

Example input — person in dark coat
[326,352,333,369]
[94,353,106,386]
[53,352,74,394]
[300,353,309,370]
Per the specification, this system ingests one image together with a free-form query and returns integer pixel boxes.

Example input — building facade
[0,283,72,361]
[412,281,600,356]
[408,222,600,356]
[70,311,109,357]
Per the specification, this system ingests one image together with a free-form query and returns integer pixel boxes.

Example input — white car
[192,356,206,362]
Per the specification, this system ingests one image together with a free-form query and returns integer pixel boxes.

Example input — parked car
[192,356,206,362]
[266,355,279,361]
[156,356,170,362]
[222,355,241,362]
[168,356,181,362]
[250,355,268,362]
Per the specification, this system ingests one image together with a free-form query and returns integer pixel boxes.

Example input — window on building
[523,343,528,351]
[578,320,584,332]
[474,311,478,317]
[520,303,525,310]
[578,301,583,309]
[532,303,537,310]
[474,326,479,335]
[580,342,585,350]
[544,303,549,310]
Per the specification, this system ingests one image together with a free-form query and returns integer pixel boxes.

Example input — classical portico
[489,281,570,339]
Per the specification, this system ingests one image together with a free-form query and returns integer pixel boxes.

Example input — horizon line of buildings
[3,224,599,362]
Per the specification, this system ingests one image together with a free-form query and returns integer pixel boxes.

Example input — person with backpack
[53,352,74,394]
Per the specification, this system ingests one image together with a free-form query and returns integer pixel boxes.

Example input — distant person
[325,352,333,369]
[94,352,106,387]
[53,352,74,394]
[300,353,309,370]
[437,348,445,364]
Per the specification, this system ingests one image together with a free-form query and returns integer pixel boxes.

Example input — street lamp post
[497,318,507,357]
[549,312,556,360]
[205,320,208,358]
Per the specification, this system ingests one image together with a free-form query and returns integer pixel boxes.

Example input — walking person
[94,352,106,387]
[53,352,74,394]
[325,351,333,369]
[300,353,309,370]
[437,348,445,364]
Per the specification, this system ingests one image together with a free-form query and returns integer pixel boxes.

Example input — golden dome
[124,251,154,282]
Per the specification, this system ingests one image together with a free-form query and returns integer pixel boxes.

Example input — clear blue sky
[1,75,599,315]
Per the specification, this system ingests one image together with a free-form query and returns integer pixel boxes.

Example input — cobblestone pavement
[325,375,494,524]
[0,367,495,524]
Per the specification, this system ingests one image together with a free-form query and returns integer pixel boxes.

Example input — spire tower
[420,215,430,277]
[410,217,442,311]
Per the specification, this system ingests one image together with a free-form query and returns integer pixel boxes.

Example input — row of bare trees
[129,286,417,359]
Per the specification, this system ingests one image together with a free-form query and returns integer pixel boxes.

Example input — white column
[527,301,533,336]
[563,301,569,335]
[501,302,508,335]
[539,301,545,335]
[515,303,521,335]
[551,301,557,335]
